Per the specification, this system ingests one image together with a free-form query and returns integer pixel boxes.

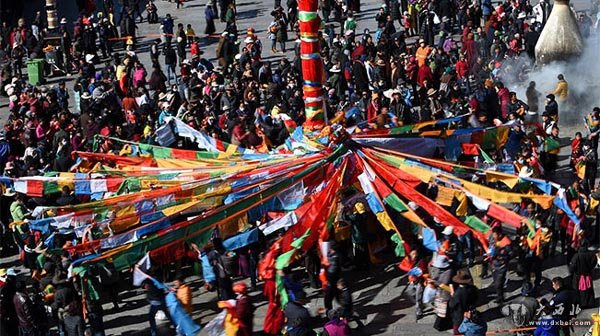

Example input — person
[324,241,341,313]
[142,278,175,336]
[544,94,559,121]
[13,280,36,336]
[405,266,425,321]
[491,227,512,303]
[63,300,85,336]
[283,290,315,336]
[549,277,577,336]
[336,278,364,328]
[551,74,568,104]
[56,186,79,206]
[568,242,597,309]
[163,46,178,85]
[458,310,487,336]
[233,282,254,336]
[174,275,192,315]
[585,107,600,151]
[9,193,29,222]
[162,14,174,46]
[343,201,371,270]
[449,270,479,334]
[268,18,280,53]
[208,238,235,300]
[543,126,560,174]
[322,308,351,336]
[526,81,540,116]
[205,3,217,35]
[533,302,560,336]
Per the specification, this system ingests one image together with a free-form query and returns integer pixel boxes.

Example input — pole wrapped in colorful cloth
[298,0,325,129]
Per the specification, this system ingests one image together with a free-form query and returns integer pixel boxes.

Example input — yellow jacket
[552,80,568,101]
[176,284,193,315]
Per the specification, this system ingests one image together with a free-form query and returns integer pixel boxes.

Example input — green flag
[390,233,406,257]
[384,194,409,212]
[545,137,561,152]
[479,148,495,164]
[464,216,491,233]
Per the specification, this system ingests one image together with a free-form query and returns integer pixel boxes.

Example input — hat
[345,30,354,36]
[452,270,473,285]
[81,92,92,100]
[546,94,555,100]
[158,92,167,101]
[354,201,366,214]
[427,88,438,97]
[244,36,253,44]
[408,201,419,211]
[329,65,341,73]
[221,32,228,37]
[442,226,454,235]
[3,187,15,197]
[182,59,190,65]
[6,268,18,277]
[517,12,526,19]
[383,88,401,99]
[518,166,534,178]
[234,53,242,60]
[60,18,67,24]
[418,38,425,44]
[85,54,94,63]
[4,161,14,171]
[233,282,248,294]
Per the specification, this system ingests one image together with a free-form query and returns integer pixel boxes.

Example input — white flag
[133,253,151,286]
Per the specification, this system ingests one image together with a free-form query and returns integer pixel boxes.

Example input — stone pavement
[0,0,599,335]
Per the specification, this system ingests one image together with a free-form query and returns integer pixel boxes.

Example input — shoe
[272,48,277,53]
[416,314,423,322]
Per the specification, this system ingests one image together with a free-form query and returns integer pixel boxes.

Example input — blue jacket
[458,317,487,336]
[533,316,560,336]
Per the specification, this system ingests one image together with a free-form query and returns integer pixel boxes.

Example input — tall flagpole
[298,0,325,130]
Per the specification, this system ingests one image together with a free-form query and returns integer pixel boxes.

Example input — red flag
[461,143,480,155]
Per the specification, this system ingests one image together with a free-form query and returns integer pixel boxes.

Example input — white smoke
[502,35,600,129]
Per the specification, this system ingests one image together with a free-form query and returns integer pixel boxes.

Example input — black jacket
[284,302,312,330]
[449,284,479,325]
[13,292,35,328]
[337,287,353,317]
[164,48,177,65]
[550,286,577,321]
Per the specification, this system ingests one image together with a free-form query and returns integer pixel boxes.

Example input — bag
[205,310,227,336]
[579,274,592,291]
[269,24,279,34]
[221,252,238,276]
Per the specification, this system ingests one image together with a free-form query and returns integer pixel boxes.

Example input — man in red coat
[233,282,254,336]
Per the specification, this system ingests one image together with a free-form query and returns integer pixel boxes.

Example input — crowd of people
[0,0,600,335]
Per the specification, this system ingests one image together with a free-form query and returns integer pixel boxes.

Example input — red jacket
[417,64,433,87]
[456,59,469,79]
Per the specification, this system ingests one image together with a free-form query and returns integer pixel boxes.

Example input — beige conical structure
[534,0,584,64]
